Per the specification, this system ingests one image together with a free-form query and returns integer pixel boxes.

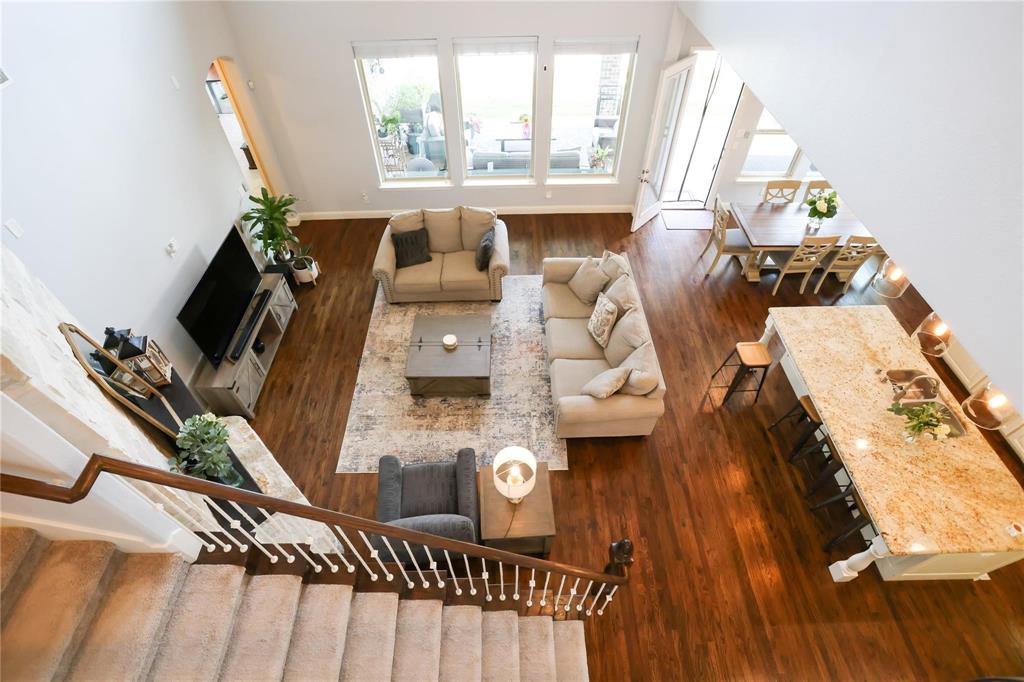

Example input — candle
[442,334,458,350]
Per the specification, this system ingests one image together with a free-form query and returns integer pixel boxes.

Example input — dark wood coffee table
[405,314,491,396]
[479,463,555,556]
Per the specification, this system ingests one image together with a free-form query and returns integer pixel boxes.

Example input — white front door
[630,55,698,232]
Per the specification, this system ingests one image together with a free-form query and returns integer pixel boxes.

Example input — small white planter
[291,259,319,285]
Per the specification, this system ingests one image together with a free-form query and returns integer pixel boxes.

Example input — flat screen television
[177,227,262,367]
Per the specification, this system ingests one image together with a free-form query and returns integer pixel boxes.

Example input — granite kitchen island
[761,305,1024,581]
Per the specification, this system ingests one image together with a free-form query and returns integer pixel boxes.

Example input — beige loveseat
[542,254,666,438]
[373,207,510,303]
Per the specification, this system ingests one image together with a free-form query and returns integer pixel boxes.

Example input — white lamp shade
[912,311,952,357]
[871,258,911,298]
[492,446,537,502]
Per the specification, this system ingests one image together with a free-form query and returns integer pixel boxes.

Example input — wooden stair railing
[0,454,633,617]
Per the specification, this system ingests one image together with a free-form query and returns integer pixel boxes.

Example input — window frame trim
[352,43,454,185]
[546,47,637,180]
[452,36,540,181]
[738,129,802,179]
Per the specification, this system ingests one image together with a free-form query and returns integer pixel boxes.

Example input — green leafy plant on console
[172,413,243,485]
[241,187,299,264]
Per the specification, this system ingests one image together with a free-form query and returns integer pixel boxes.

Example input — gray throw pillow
[619,342,660,395]
[604,308,650,366]
[568,257,610,305]
[391,227,431,269]
[604,274,640,316]
[475,227,495,271]
[581,367,631,399]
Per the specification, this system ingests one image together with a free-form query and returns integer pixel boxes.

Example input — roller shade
[453,36,538,56]
[352,39,438,59]
[553,37,639,55]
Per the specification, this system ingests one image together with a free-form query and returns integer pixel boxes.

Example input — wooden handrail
[0,454,631,586]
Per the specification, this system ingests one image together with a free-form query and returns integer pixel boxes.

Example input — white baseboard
[299,204,633,221]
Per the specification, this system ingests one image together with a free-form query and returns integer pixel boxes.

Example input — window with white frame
[740,110,800,177]
[354,40,449,182]
[548,38,637,177]
[454,37,538,178]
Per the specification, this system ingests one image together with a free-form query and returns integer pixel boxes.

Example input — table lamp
[492,446,536,504]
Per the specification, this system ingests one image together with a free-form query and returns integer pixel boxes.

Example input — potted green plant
[242,187,299,264]
[289,245,320,285]
[379,112,401,139]
[887,401,953,442]
[590,146,611,171]
[172,413,244,486]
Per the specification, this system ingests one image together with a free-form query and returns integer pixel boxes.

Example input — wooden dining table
[731,202,874,282]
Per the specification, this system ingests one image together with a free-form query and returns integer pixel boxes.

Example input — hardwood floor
[250,213,1024,680]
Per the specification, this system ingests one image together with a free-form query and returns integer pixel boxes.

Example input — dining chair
[764,235,840,295]
[803,180,832,202]
[813,235,879,294]
[762,180,802,203]
[698,200,755,275]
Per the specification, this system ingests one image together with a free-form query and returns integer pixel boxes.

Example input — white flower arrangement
[805,190,839,220]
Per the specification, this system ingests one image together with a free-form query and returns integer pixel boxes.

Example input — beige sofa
[542,255,666,438]
[373,207,509,302]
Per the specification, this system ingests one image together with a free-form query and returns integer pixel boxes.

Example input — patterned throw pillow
[568,257,610,305]
[581,367,631,399]
[587,292,619,348]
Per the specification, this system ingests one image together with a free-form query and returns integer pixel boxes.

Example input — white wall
[679,1,1024,408]
[1,395,202,559]
[2,2,255,379]
[222,1,677,215]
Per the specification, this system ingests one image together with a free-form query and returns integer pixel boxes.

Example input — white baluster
[586,583,606,616]
[539,572,551,607]
[309,538,339,573]
[829,535,889,582]
[403,541,430,588]
[597,584,619,616]
[481,558,493,602]
[565,577,580,612]
[443,551,462,596]
[248,506,294,563]
[554,575,566,612]
[257,509,323,573]
[202,496,249,552]
[382,537,414,588]
[498,563,506,601]
[155,488,230,552]
[358,530,393,581]
[463,555,478,596]
[335,526,377,581]
[227,502,285,564]
[576,580,593,612]
[152,500,218,552]
[513,565,520,601]
[526,568,536,607]
[423,546,445,588]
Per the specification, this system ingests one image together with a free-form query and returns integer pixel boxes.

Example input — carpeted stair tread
[1,540,117,681]
[553,619,590,681]
[518,616,557,682]
[481,606,520,675]
[482,609,520,682]
[219,573,303,682]
[68,553,188,682]
[147,564,246,681]
[0,527,49,624]
[283,583,354,682]
[438,604,482,682]
[392,599,443,682]
[340,591,399,682]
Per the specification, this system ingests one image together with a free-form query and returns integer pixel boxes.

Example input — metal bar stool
[797,440,877,552]
[708,342,772,404]
[767,395,824,460]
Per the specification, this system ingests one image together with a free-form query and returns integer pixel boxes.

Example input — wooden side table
[479,463,555,556]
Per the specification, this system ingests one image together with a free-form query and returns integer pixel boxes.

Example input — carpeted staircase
[0,529,590,681]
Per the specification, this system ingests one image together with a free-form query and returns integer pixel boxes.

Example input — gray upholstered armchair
[372,450,479,563]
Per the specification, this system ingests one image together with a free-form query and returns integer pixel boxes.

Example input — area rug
[337,276,567,473]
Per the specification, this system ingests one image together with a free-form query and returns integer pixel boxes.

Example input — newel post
[604,538,634,577]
